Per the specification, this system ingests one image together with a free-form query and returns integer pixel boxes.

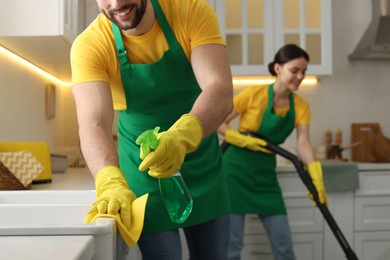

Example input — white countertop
[31,163,390,191]
[276,160,390,173]
[32,168,95,190]
[355,162,390,171]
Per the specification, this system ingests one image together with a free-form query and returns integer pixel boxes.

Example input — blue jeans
[228,214,296,260]
[138,215,230,260]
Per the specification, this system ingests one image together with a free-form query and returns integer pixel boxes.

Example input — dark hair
[268,44,310,76]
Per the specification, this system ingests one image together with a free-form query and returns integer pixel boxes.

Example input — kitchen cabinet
[0,0,86,81]
[0,0,83,43]
[208,0,332,75]
[352,169,390,259]
[323,165,390,260]
[243,163,390,260]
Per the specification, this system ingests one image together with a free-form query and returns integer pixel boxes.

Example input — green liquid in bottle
[159,171,193,224]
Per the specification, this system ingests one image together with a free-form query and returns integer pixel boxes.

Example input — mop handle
[247,133,359,260]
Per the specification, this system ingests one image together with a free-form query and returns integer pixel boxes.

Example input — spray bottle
[136,127,193,224]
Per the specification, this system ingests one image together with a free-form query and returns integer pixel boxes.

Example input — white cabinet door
[351,170,390,260]
[215,0,274,75]
[354,197,390,231]
[242,230,323,260]
[0,0,62,36]
[0,0,81,43]
[293,233,323,260]
[64,0,84,42]
[273,0,332,75]
[284,198,324,233]
[354,171,390,231]
[354,231,390,260]
[214,0,332,75]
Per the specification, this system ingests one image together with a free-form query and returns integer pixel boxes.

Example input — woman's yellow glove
[307,161,329,207]
[225,129,271,153]
[139,114,203,178]
[85,166,148,247]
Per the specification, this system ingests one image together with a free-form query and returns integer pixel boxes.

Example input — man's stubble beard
[102,0,147,30]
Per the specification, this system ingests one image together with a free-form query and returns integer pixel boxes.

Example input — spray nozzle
[135,126,160,157]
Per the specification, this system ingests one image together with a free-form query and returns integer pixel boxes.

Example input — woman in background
[218,44,328,260]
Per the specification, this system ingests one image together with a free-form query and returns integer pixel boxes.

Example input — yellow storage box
[0,142,52,183]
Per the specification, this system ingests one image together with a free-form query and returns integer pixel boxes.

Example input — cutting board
[351,123,380,162]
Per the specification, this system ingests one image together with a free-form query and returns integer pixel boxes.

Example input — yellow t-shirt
[234,85,310,132]
[71,0,224,110]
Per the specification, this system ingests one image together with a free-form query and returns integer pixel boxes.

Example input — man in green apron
[71,0,233,259]
[218,44,328,260]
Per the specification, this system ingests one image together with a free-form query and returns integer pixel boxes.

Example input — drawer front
[277,173,308,196]
[356,171,390,196]
[243,233,323,260]
[293,233,323,260]
[354,231,390,260]
[245,198,323,234]
[285,198,324,233]
[355,197,390,231]
[242,234,273,260]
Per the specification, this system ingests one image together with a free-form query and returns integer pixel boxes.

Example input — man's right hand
[225,129,271,153]
[85,166,136,232]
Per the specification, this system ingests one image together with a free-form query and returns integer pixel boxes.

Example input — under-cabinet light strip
[1,45,318,89]
[0,45,71,87]
[233,76,318,88]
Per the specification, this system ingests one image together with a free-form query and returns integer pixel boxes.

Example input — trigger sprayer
[136,127,193,224]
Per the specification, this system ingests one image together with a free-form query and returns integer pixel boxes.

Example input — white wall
[0,58,79,148]
[1,0,389,161]
[291,0,390,160]
[0,0,96,151]
[0,57,59,146]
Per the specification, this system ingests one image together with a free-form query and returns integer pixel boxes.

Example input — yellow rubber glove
[84,166,148,247]
[307,161,329,207]
[225,129,271,153]
[139,114,203,178]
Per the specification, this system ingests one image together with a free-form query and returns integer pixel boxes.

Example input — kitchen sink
[0,190,122,260]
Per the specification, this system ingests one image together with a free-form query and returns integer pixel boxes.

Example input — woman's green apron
[112,0,229,233]
[223,84,295,215]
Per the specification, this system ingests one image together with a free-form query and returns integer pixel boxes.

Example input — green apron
[222,84,295,215]
[112,0,229,234]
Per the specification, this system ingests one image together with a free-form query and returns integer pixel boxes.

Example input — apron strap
[150,0,181,49]
[111,23,129,66]
[111,0,181,65]
[266,84,274,113]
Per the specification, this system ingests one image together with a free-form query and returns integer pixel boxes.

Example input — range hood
[349,0,390,60]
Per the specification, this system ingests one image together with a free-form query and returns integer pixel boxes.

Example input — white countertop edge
[277,161,390,172]
[356,162,390,171]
